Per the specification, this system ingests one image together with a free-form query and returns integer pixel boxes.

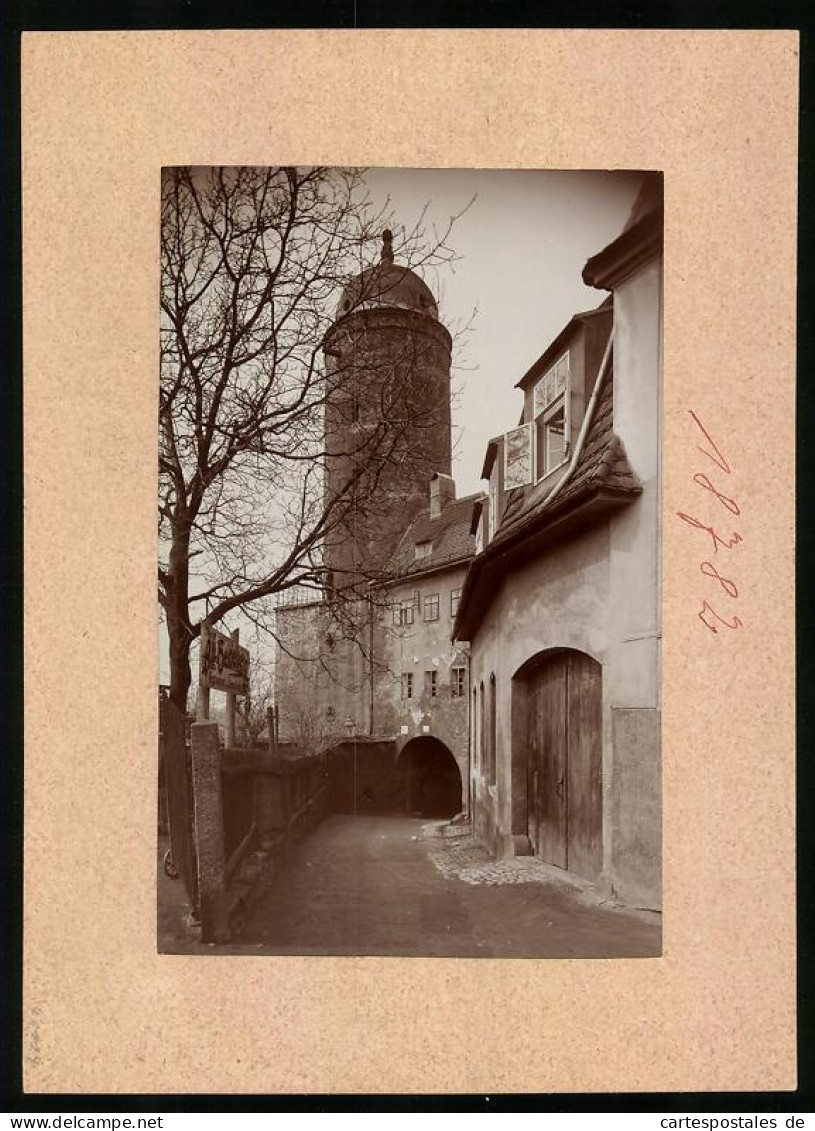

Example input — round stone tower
[322,230,453,590]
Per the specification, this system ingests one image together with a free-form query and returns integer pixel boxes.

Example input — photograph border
[13,24,802,1100]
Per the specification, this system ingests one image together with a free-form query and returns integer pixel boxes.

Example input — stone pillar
[190,721,229,943]
[196,684,210,722]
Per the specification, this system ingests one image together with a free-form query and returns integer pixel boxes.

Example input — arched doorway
[397,737,462,818]
[513,648,603,881]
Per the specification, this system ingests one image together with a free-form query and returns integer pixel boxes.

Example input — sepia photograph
[157,164,663,959]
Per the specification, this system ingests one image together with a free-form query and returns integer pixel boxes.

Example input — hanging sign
[199,625,250,695]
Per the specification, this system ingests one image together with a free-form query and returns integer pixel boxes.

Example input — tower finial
[381,229,394,264]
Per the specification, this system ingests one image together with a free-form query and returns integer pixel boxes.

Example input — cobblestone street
[216,814,661,958]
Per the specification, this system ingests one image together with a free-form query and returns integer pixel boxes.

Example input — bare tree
[239,670,272,747]
[159,166,463,712]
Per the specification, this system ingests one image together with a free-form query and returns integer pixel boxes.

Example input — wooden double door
[526,650,603,880]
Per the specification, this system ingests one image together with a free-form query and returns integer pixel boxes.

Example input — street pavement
[228,814,661,958]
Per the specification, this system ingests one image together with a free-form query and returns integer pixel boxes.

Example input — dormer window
[415,540,432,560]
[503,424,534,492]
[533,352,570,479]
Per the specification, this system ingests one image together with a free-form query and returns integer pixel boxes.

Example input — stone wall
[189,723,329,942]
[374,564,470,801]
[274,599,369,745]
[323,308,453,585]
[324,739,400,814]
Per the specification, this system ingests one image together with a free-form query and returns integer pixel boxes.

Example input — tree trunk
[168,614,192,714]
[166,521,194,713]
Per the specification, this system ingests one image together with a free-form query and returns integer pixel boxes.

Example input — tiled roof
[384,492,484,580]
[452,365,643,643]
[489,366,641,550]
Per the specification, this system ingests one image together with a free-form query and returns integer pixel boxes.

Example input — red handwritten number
[676,512,743,554]
[698,601,743,634]
[689,409,731,475]
[681,411,743,636]
[700,560,738,598]
[692,472,740,516]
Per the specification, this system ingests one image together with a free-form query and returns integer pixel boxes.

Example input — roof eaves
[515,321,579,392]
[583,207,664,291]
[481,438,500,481]
[514,299,613,392]
[453,482,640,641]
[381,553,474,587]
[469,497,484,535]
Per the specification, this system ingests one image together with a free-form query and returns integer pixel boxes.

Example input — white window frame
[488,462,499,540]
[533,351,571,481]
[474,513,485,555]
[503,423,534,491]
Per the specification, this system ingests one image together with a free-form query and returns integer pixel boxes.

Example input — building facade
[274,235,474,818]
[371,474,481,812]
[454,175,663,910]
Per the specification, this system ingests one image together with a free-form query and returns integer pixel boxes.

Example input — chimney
[430,473,456,519]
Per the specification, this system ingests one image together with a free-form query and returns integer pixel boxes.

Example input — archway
[512,648,603,881]
[397,736,462,819]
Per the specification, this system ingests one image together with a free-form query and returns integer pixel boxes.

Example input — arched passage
[512,648,603,881]
[397,736,462,819]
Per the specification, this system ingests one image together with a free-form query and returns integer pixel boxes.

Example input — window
[451,666,465,698]
[450,588,462,617]
[472,686,479,767]
[401,672,413,700]
[393,601,414,627]
[424,593,440,622]
[533,352,570,480]
[536,404,566,477]
[415,540,433,560]
[488,463,499,540]
[488,673,497,784]
[425,670,438,698]
[479,681,486,771]
[503,423,534,489]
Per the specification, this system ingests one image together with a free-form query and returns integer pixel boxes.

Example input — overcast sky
[159,168,642,685]
[364,167,644,496]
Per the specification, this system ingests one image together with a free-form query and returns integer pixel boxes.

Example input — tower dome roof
[336,230,439,320]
